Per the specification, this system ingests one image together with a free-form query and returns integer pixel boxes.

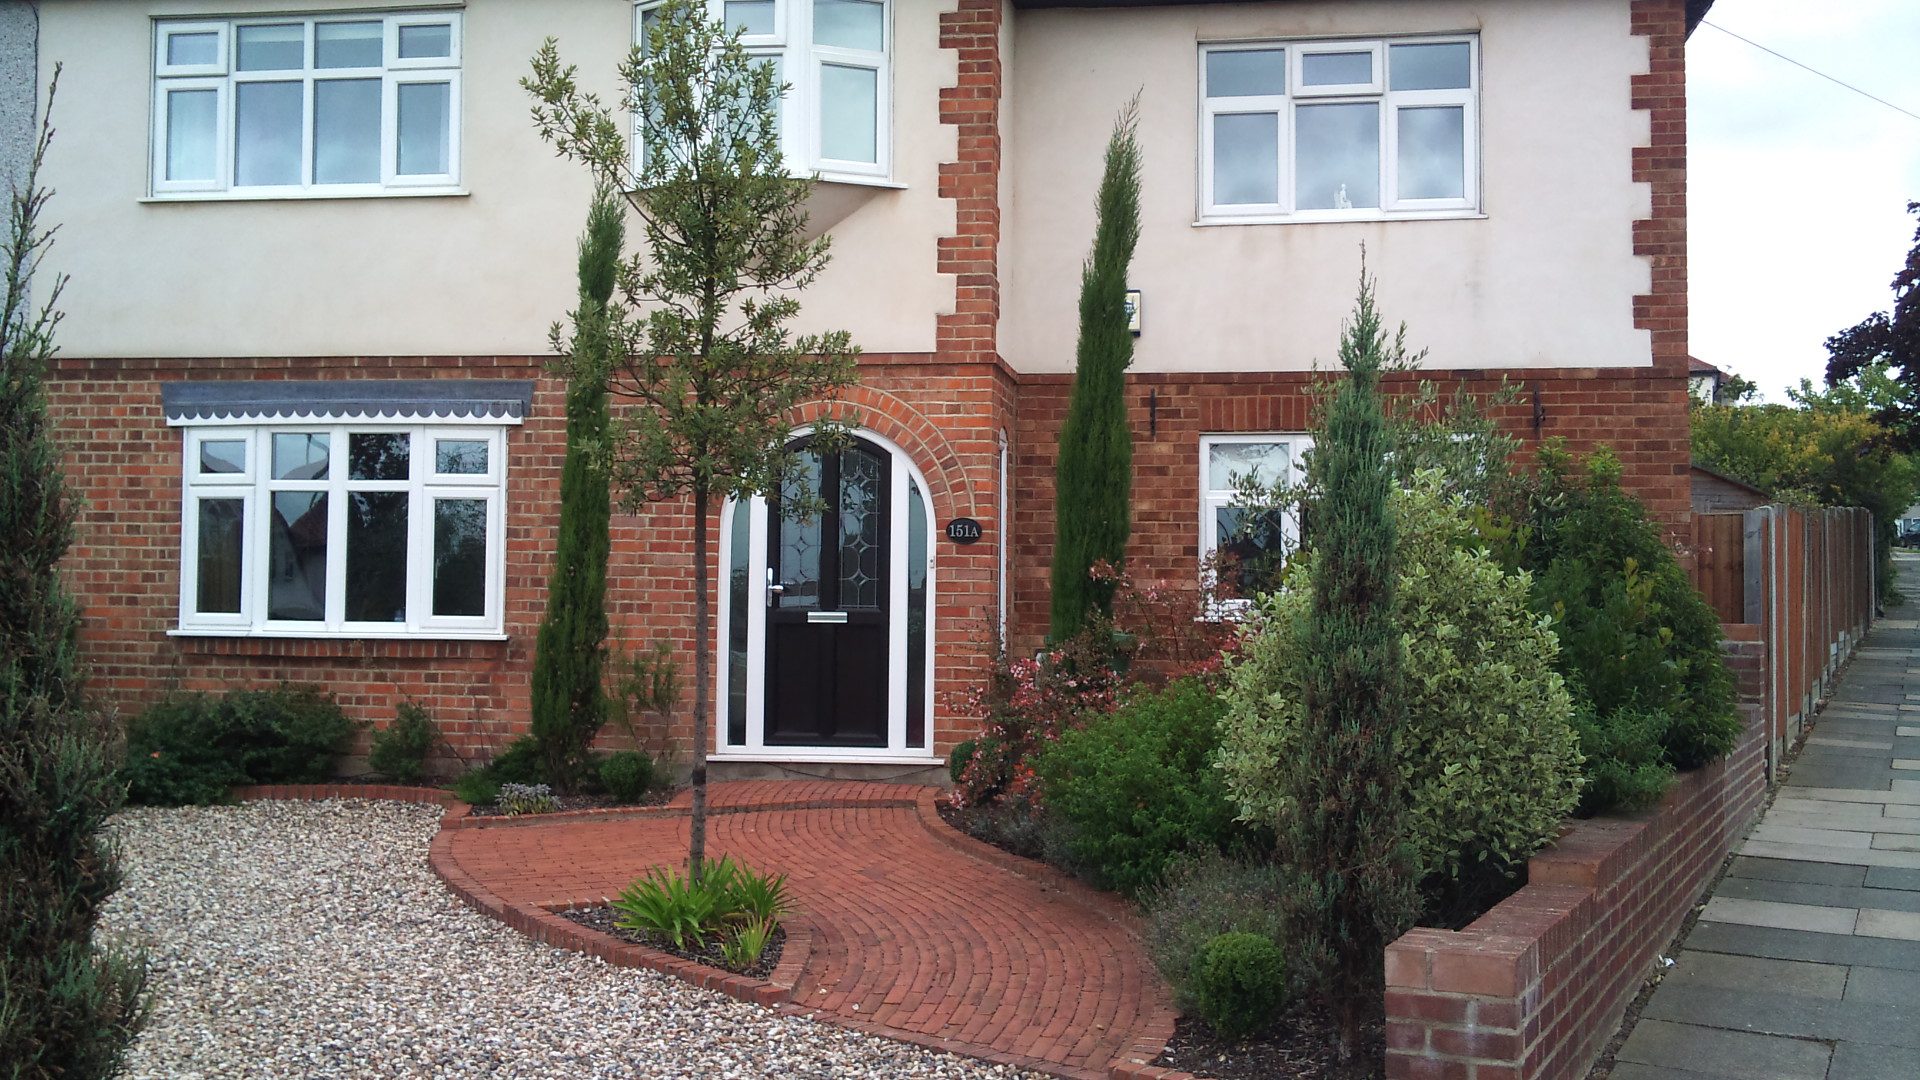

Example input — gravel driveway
[101,799,1044,1080]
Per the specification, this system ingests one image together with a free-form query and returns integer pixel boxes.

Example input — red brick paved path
[434,781,1177,1079]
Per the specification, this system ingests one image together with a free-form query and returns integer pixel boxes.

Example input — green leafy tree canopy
[524,0,860,877]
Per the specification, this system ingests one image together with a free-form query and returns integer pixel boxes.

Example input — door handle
[766,567,786,606]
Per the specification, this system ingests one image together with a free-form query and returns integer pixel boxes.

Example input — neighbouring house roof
[161,380,535,425]
[1691,459,1768,497]
[1011,0,1718,35]
[1689,355,1723,377]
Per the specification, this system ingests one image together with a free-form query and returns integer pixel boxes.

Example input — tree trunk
[689,484,710,883]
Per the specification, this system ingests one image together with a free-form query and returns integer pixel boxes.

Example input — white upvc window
[1199,35,1477,223]
[1200,434,1311,600]
[152,12,461,198]
[178,425,506,637]
[635,0,892,182]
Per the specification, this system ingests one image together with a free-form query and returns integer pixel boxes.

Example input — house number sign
[945,518,983,545]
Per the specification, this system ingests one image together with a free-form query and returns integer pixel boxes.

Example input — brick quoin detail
[937,0,1004,365]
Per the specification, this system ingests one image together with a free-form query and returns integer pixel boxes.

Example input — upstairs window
[636,0,891,182]
[1200,36,1476,223]
[152,13,461,197]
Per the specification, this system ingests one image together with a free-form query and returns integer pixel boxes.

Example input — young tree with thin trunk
[524,0,858,879]
[1050,100,1142,642]
[1287,270,1417,1061]
[528,189,623,792]
[0,72,151,1080]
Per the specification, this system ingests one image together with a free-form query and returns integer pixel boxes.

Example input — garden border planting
[1383,707,1767,1080]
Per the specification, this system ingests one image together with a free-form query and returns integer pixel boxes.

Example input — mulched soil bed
[1154,1004,1384,1080]
[465,787,680,817]
[559,904,785,980]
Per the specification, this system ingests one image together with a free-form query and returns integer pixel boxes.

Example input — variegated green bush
[1219,474,1582,884]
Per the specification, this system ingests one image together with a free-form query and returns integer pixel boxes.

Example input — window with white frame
[1200,36,1476,222]
[636,0,891,181]
[178,425,506,636]
[1201,434,1310,599]
[152,12,460,197]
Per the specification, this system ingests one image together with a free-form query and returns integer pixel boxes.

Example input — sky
[1687,0,1920,402]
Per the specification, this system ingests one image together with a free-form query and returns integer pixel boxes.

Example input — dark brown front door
[766,439,890,746]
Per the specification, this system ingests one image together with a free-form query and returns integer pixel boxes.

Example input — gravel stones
[101,799,1042,1080]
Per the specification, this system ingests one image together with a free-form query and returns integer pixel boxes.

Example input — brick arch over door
[794,384,994,527]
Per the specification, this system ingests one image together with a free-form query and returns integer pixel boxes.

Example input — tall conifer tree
[1283,272,1417,1060]
[529,190,623,792]
[0,74,150,1080]
[1050,101,1142,641]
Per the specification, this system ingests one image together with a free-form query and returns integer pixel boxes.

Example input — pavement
[434,781,1172,1080]
[1612,610,1920,1080]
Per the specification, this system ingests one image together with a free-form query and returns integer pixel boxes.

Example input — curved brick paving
[432,781,1176,1079]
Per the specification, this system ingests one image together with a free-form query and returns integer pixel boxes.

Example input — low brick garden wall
[1383,705,1767,1080]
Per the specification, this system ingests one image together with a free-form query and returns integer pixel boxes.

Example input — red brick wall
[1384,703,1765,1080]
[1008,366,1693,654]
[47,354,1013,767]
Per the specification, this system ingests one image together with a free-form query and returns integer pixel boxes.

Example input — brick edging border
[232,782,1195,1080]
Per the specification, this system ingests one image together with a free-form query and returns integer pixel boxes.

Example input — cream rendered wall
[38,0,955,359]
[1000,0,1655,375]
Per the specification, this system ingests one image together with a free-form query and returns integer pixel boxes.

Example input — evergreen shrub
[1516,447,1740,782]
[1191,932,1289,1042]
[1034,678,1264,897]
[367,700,437,785]
[121,685,357,806]
[600,749,655,803]
[1220,476,1584,890]
[1140,855,1288,1013]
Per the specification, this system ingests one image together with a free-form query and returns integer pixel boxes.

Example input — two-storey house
[28,0,1709,777]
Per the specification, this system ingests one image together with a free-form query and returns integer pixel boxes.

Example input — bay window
[168,381,528,638]
[152,12,460,197]
[1200,36,1476,222]
[638,0,891,181]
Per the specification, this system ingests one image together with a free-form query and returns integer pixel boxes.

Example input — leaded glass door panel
[765,438,890,746]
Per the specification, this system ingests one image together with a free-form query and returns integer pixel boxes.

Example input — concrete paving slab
[1869,833,1920,851]
[1642,985,1920,1049]
[1842,965,1920,1005]
[1898,726,1920,737]
[1865,866,1920,891]
[1730,856,1868,887]
[1664,952,1847,1000]
[1812,730,1904,749]
[1687,921,1920,971]
[1766,810,1911,835]
[1830,1041,1920,1080]
[1771,798,1887,818]
[1749,825,1875,849]
[1893,760,1920,771]
[1739,840,1920,870]
[1884,804,1920,819]
[1781,787,1920,805]
[1855,908,1920,941]
[1893,780,1920,793]
[1701,897,1858,935]
[1609,1066,1762,1080]
[1719,876,1920,915]
[1615,1019,1831,1080]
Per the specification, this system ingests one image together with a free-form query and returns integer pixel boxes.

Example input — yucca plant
[719,916,779,970]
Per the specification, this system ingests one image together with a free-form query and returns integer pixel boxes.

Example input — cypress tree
[528,189,624,792]
[1282,271,1418,1060]
[1049,100,1142,641]
[0,74,150,1080]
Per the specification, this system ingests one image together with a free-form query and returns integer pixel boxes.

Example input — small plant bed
[1152,1005,1384,1080]
[559,904,786,979]
[462,785,679,817]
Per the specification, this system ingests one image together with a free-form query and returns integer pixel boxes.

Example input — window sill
[813,173,905,190]
[710,752,944,766]
[170,628,506,642]
[141,188,469,204]
[1193,209,1486,227]
[168,632,510,661]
